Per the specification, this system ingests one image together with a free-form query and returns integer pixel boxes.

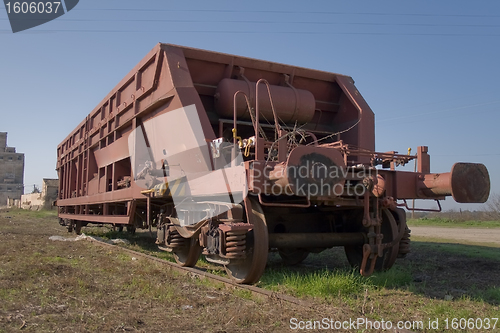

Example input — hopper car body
[57,44,490,283]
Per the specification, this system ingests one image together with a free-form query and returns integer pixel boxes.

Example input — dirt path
[410,226,500,245]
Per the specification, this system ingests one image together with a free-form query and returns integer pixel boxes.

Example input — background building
[0,132,24,208]
[20,178,59,210]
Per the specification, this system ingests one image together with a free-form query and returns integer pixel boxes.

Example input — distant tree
[486,193,500,220]
[31,185,40,194]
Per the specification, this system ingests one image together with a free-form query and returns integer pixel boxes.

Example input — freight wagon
[57,44,490,284]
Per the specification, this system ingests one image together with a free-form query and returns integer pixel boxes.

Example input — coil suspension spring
[224,229,247,258]
[167,228,187,248]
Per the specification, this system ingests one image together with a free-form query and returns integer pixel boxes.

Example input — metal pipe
[412,152,417,219]
[254,79,263,157]
[268,232,366,248]
[232,90,252,145]
[255,78,281,156]
[418,162,490,203]
[257,78,280,136]
[232,90,252,166]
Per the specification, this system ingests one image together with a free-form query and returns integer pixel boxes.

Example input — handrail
[399,199,442,212]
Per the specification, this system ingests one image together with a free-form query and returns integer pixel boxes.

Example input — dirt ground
[409,226,500,245]
[0,211,356,333]
[1,210,499,332]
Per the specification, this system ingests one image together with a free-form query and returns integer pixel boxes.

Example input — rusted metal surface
[379,162,491,203]
[219,222,253,259]
[216,78,316,123]
[57,43,490,284]
[417,146,430,174]
[224,197,269,284]
[437,162,489,203]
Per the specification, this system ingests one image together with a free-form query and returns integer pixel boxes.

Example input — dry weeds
[0,211,351,332]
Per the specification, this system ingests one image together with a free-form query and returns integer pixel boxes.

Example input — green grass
[412,235,500,249]
[266,268,368,298]
[232,288,254,300]
[408,217,500,228]
[0,207,58,219]
[480,287,500,304]
[84,227,229,275]
[78,222,500,332]
[369,266,414,288]
[5,213,368,333]
[194,276,226,290]
[260,266,414,301]
[412,239,500,258]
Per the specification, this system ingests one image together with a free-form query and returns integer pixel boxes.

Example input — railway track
[84,234,414,333]
[86,235,311,307]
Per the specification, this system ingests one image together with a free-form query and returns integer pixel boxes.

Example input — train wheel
[344,208,399,272]
[278,248,309,265]
[67,219,73,233]
[225,198,269,284]
[74,221,82,235]
[173,237,202,267]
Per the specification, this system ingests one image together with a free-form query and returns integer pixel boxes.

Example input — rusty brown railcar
[56,43,490,284]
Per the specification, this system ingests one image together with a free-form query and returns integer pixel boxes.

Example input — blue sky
[1,0,498,211]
